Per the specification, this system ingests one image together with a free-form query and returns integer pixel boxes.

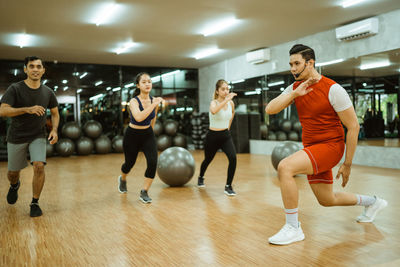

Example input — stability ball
[276,131,287,141]
[46,141,54,157]
[157,147,195,187]
[56,138,75,157]
[281,120,292,133]
[173,134,187,148]
[164,120,178,136]
[61,121,81,140]
[293,121,302,132]
[95,135,112,154]
[153,121,163,136]
[157,135,172,151]
[76,136,94,155]
[83,120,102,139]
[271,141,301,170]
[260,125,268,139]
[112,135,124,153]
[288,131,299,141]
[268,131,277,141]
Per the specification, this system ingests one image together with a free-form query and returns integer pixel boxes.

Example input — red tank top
[293,76,344,146]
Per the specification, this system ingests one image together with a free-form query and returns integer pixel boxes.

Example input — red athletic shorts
[303,141,345,184]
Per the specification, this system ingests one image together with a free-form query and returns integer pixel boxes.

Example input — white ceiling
[0,0,400,70]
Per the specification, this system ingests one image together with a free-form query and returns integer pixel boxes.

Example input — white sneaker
[357,196,388,223]
[268,223,305,245]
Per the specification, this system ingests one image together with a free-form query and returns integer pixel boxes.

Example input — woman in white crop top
[197,79,238,196]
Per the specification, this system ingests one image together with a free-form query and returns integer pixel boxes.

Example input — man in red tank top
[265,44,387,245]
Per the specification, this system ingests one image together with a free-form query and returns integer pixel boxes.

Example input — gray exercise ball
[268,131,277,141]
[76,136,94,155]
[46,141,54,157]
[288,131,299,141]
[276,131,287,141]
[61,121,81,140]
[83,120,102,139]
[56,138,75,157]
[271,141,301,170]
[281,120,292,133]
[173,134,187,148]
[157,147,195,187]
[153,121,163,136]
[95,135,112,154]
[260,124,268,139]
[293,121,302,132]
[112,135,124,153]
[157,135,172,151]
[164,120,178,136]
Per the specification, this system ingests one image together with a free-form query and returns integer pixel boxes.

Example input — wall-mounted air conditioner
[335,17,379,41]
[246,48,270,64]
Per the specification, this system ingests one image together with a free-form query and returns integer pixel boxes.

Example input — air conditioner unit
[246,48,270,64]
[335,17,379,41]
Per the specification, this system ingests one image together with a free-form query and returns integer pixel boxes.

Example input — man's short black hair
[289,44,316,62]
[24,56,44,67]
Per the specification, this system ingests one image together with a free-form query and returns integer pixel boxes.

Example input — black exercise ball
[288,131,299,141]
[46,141,54,157]
[76,136,94,155]
[83,120,102,139]
[276,131,287,141]
[164,120,178,136]
[157,147,195,187]
[157,135,172,151]
[271,141,301,170]
[281,120,292,133]
[61,121,81,140]
[153,121,163,136]
[173,134,187,148]
[260,124,268,139]
[112,135,124,153]
[56,138,75,157]
[95,135,112,154]
[293,121,302,132]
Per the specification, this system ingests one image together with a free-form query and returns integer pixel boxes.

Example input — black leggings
[199,129,237,185]
[121,127,157,179]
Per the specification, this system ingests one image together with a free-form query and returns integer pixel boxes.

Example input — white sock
[356,194,376,206]
[285,208,299,228]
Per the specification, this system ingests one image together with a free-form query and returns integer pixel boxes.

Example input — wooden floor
[358,138,400,147]
[1,151,399,266]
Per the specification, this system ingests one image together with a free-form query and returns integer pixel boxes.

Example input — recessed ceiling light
[194,48,222,60]
[201,17,240,36]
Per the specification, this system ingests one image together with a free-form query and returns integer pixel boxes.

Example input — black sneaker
[7,180,20,204]
[140,190,152,204]
[224,185,236,196]
[118,175,127,193]
[30,203,43,217]
[197,176,205,188]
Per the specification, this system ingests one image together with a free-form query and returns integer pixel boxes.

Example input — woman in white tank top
[197,79,238,196]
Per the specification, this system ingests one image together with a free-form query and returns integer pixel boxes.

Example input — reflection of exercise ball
[271,141,301,170]
[157,147,195,187]
[76,137,94,155]
[56,138,75,157]
[153,121,163,136]
[61,122,81,140]
[173,134,187,148]
[46,141,54,157]
[276,131,287,141]
[95,135,112,154]
[157,135,172,151]
[260,125,268,139]
[164,120,178,136]
[112,135,124,153]
[83,120,102,139]
[293,121,302,132]
[288,131,299,141]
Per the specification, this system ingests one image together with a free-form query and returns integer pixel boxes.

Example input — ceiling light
[268,81,284,87]
[42,79,48,85]
[341,83,352,87]
[360,60,390,70]
[62,80,68,84]
[63,86,69,91]
[362,83,367,87]
[90,94,104,101]
[244,91,260,96]
[15,33,33,48]
[14,69,18,76]
[231,79,245,84]
[80,72,88,79]
[194,48,221,60]
[94,3,120,26]
[161,70,181,78]
[201,17,240,36]
[341,0,366,8]
[151,76,161,83]
[280,87,285,91]
[77,89,83,93]
[115,42,136,54]
[315,58,344,67]
[95,81,103,86]
[112,87,121,92]
[124,82,135,88]
[106,87,112,91]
